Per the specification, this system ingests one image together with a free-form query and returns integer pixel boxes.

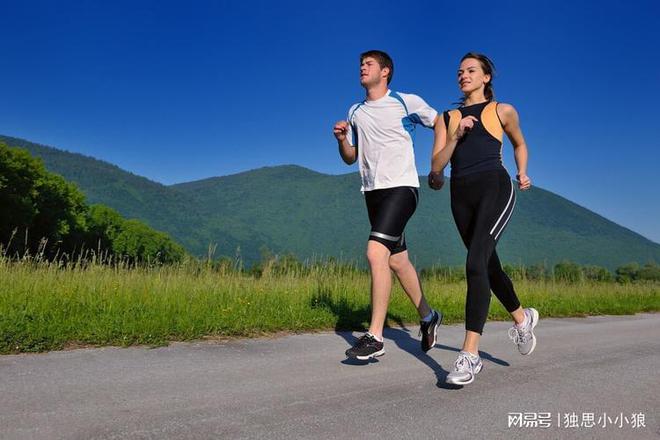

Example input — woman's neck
[463,90,487,106]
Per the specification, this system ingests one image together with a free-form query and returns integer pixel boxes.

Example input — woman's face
[457,58,491,95]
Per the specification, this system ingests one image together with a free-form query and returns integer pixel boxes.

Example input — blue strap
[389,91,409,115]
[391,91,416,136]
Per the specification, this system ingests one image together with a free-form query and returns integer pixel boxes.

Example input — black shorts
[364,186,419,254]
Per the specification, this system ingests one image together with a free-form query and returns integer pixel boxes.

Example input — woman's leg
[455,171,518,347]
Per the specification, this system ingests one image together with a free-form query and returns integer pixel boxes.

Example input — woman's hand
[516,173,531,190]
[428,170,445,190]
[453,115,478,140]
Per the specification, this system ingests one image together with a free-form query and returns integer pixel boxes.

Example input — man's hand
[516,173,531,190]
[428,170,445,190]
[333,121,349,141]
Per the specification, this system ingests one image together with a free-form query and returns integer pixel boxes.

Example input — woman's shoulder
[495,102,519,124]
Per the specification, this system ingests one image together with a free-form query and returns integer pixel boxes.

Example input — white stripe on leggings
[489,180,515,236]
[494,189,516,240]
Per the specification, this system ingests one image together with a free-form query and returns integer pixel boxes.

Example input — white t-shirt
[346,90,437,192]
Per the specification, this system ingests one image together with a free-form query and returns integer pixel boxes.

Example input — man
[333,50,442,360]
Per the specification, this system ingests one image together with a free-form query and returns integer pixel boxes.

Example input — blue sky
[1,0,659,243]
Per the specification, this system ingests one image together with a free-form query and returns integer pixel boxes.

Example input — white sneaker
[508,308,539,355]
[446,351,483,385]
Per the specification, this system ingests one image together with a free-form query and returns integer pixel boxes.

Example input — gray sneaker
[446,351,483,385]
[508,307,539,355]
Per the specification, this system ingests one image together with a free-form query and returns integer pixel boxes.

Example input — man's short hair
[360,50,394,84]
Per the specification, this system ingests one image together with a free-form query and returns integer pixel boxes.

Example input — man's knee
[366,241,390,267]
[388,251,410,272]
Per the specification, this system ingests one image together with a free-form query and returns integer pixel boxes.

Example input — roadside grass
[1,258,658,354]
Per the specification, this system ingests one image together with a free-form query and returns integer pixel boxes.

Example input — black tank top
[443,101,505,178]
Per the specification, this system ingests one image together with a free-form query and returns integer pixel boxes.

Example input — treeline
[0,142,185,263]
[421,260,660,283]
[194,249,660,284]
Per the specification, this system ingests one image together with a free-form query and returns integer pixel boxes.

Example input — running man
[333,50,442,360]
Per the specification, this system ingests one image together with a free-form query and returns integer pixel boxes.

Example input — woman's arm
[429,114,478,189]
[498,103,531,190]
[430,114,478,172]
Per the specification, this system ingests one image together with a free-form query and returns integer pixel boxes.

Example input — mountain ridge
[2,134,658,269]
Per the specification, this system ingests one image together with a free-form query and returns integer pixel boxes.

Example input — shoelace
[508,326,529,345]
[453,353,472,373]
[355,334,375,348]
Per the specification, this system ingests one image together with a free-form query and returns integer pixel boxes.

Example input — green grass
[1,258,658,354]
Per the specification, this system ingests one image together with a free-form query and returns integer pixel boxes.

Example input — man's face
[360,57,388,87]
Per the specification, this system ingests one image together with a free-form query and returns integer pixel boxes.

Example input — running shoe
[345,333,385,360]
[508,307,539,355]
[446,351,483,385]
[419,309,443,352]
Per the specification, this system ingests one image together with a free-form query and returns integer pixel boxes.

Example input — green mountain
[3,134,659,269]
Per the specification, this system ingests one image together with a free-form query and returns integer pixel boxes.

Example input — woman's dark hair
[457,52,496,105]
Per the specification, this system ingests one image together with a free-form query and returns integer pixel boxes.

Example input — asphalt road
[1,314,658,439]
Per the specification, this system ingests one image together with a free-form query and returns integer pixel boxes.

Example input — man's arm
[333,120,356,165]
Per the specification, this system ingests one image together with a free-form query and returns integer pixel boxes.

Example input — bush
[637,263,660,282]
[615,263,640,283]
[582,265,613,282]
[554,261,583,282]
[525,263,549,281]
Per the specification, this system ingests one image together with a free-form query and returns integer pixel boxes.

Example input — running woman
[333,50,442,360]
[428,53,539,385]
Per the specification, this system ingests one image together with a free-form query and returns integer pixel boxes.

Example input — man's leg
[390,250,441,352]
[344,240,391,360]
[366,240,392,339]
[346,186,426,359]
[388,250,431,318]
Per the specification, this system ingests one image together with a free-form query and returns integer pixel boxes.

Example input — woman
[428,52,538,385]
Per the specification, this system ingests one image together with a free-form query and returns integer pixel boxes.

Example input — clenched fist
[333,121,349,142]
[428,170,445,190]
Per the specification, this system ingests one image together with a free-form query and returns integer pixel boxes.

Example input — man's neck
[365,83,389,101]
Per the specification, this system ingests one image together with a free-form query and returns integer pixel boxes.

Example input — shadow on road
[311,288,510,388]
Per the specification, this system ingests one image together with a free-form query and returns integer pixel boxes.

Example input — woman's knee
[466,252,488,279]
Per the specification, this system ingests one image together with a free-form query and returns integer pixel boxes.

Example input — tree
[112,219,186,264]
[0,142,87,257]
[86,204,125,254]
[1,141,186,263]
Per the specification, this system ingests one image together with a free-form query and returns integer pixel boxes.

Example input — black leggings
[450,169,521,334]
